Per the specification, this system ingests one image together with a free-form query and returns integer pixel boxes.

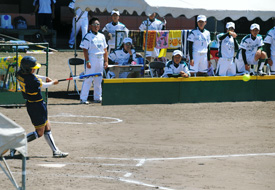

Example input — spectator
[139,13,165,62]
[33,0,56,31]
[235,23,267,76]
[162,50,190,78]
[107,37,138,78]
[68,0,92,49]
[215,22,239,76]
[264,26,275,75]
[187,15,211,76]
[102,10,129,54]
[79,17,108,104]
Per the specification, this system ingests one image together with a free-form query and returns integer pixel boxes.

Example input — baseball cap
[111,10,120,16]
[226,22,235,29]
[197,15,207,22]
[172,50,183,57]
[250,23,260,30]
[123,37,132,44]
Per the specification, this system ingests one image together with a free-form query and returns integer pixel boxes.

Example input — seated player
[162,50,190,78]
[107,38,138,78]
[235,23,267,76]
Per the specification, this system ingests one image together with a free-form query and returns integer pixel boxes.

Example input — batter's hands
[53,79,59,85]
[245,64,250,71]
[190,59,194,66]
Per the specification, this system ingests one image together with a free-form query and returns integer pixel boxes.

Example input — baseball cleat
[257,70,266,76]
[80,100,89,104]
[53,150,69,158]
[93,100,102,103]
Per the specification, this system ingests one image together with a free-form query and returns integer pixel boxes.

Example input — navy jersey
[16,70,43,102]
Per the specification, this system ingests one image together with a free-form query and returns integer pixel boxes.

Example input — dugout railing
[0,42,49,106]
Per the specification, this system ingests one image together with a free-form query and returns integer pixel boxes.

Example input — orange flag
[143,31,156,51]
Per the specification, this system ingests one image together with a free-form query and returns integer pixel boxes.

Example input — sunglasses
[125,42,131,46]
[91,23,100,26]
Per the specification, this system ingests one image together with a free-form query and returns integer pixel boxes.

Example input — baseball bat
[58,72,102,82]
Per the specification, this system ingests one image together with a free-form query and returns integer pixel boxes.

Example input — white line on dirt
[49,113,123,125]
[82,152,275,167]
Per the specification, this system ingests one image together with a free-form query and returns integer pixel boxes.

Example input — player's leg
[80,76,93,104]
[269,55,275,75]
[235,57,247,76]
[227,59,236,76]
[189,52,199,76]
[44,122,68,158]
[215,58,227,76]
[93,75,103,102]
[197,54,208,76]
[256,50,267,75]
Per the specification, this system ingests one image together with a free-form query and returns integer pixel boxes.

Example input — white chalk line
[82,152,275,167]
[48,113,123,125]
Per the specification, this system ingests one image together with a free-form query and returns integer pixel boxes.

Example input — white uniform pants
[269,55,275,75]
[69,17,88,45]
[190,52,208,73]
[80,56,103,101]
[216,58,236,76]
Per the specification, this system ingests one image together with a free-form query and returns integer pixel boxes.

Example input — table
[108,65,143,78]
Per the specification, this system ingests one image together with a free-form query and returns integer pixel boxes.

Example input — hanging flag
[143,31,156,51]
[168,30,182,49]
[155,30,169,49]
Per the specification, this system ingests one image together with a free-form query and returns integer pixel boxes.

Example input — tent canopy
[76,0,275,21]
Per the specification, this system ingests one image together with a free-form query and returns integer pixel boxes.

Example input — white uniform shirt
[102,22,128,47]
[33,0,56,14]
[162,60,190,77]
[217,33,235,58]
[187,28,211,54]
[239,34,264,57]
[109,48,138,65]
[68,0,88,19]
[264,27,275,56]
[80,32,107,56]
[139,19,163,31]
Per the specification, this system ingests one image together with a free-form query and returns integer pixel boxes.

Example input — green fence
[102,76,275,105]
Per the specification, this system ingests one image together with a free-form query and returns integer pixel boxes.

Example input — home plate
[38,164,66,168]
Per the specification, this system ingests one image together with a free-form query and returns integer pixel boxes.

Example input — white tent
[76,0,275,21]
[0,113,27,190]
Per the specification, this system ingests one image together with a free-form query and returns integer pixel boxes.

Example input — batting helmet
[20,56,41,74]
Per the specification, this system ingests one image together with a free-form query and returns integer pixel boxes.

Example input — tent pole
[143,18,149,77]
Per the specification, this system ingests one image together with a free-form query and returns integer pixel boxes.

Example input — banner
[168,30,182,49]
[143,31,156,51]
[156,31,169,49]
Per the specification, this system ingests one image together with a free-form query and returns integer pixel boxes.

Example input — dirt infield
[1,52,275,190]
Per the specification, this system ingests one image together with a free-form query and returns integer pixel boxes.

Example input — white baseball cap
[197,15,207,22]
[111,10,120,15]
[226,22,235,29]
[123,37,132,44]
[250,23,260,30]
[172,50,183,57]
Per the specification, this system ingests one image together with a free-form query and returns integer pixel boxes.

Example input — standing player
[264,26,275,75]
[162,50,190,78]
[187,15,211,76]
[102,10,128,54]
[68,0,92,49]
[235,23,267,75]
[80,17,108,104]
[215,22,239,76]
[139,12,165,62]
[11,56,68,158]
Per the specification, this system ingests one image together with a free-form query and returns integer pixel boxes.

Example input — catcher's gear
[20,56,41,74]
